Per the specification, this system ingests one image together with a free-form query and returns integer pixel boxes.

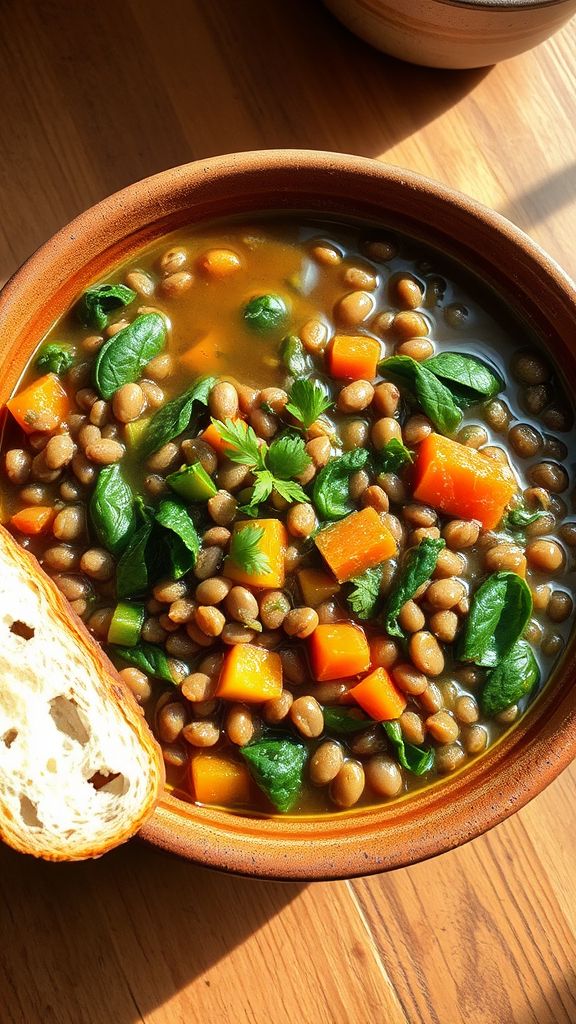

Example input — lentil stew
[2,213,574,816]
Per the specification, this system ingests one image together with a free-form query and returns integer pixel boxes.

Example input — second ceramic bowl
[323,0,576,69]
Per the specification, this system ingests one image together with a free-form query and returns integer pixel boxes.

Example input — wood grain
[0,2,575,1022]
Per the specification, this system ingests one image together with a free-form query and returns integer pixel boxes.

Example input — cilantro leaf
[347,565,383,620]
[267,434,311,479]
[228,525,272,576]
[211,418,266,470]
[272,478,310,504]
[250,471,275,506]
[285,379,332,429]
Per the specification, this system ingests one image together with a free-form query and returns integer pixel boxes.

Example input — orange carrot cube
[327,335,381,381]
[315,507,396,583]
[348,667,407,721]
[308,622,370,681]
[191,754,251,806]
[216,644,283,703]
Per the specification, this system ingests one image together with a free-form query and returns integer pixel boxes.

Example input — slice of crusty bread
[0,525,164,860]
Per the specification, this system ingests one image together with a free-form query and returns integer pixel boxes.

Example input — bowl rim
[1,149,575,880]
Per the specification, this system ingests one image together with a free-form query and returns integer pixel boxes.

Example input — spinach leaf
[139,376,215,459]
[424,352,504,405]
[323,707,371,734]
[243,294,288,332]
[155,498,200,579]
[347,565,383,620]
[503,507,547,532]
[93,313,167,399]
[374,438,413,475]
[481,640,540,716]
[313,448,369,520]
[77,283,136,331]
[112,642,177,684]
[240,736,307,812]
[383,537,445,639]
[459,571,532,668]
[382,721,434,776]
[115,514,154,599]
[280,335,314,377]
[89,464,136,555]
[381,355,462,434]
[35,342,75,376]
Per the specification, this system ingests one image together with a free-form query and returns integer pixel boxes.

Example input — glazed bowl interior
[1,151,575,879]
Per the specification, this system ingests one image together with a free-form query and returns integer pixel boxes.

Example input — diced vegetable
[7,373,71,434]
[412,432,517,529]
[107,602,145,647]
[226,519,287,588]
[349,667,407,721]
[167,462,218,501]
[240,736,307,812]
[315,507,396,583]
[124,417,151,448]
[9,506,55,535]
[308,622,370,681]
[297,568,340,607]
[216,644,283,703]
[191,754,250,806]
[327,334,381,380]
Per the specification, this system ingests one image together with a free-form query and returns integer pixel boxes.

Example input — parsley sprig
[285,379,332,429]
[212,419,311,506]
[228,525,271,576]
[347,566,383,620]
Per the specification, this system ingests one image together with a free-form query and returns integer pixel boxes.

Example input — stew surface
[2,213,575,816]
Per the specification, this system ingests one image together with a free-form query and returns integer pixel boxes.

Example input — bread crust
[0,525,165,860]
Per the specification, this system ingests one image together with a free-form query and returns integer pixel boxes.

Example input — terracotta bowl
[323,0,576,69]
[1,150,575,879]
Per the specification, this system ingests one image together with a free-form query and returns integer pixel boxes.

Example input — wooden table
[0,3,575,1022]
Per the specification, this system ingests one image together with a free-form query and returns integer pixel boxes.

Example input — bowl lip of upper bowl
[1,148,576,880]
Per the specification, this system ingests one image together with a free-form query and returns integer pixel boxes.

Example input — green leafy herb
[285,379,333,429]
[374,438,413,475]
[211,420,309,507]
[281,335,314,377]
[76,283,137,331]
[139,376,215,459]
[155,499,200,579]
[460,571,532,668]
[424,351,504,406]
[35,342,75,376]
[243,294,288,333]
[313,448,369,520]
[271,478,309,504]
[481,640,540,716]
[212,418,265,471]
[381,355,462,434]
[240,736,307,812]
[503,507,548,533]
[93,313,167,399]
[115,514,154,599]
[382,721,434,776]
[89,464,136,555]
[383,537,445,639]
[112,642,177,684]
[267,434,311,480]
[347,566,383,620]
[322,707,371,734]
[228,525,271,577]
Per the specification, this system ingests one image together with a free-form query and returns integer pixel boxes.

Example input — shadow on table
[0,0,489,277]
[0,840,304,1024]
[498,160,576,233]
